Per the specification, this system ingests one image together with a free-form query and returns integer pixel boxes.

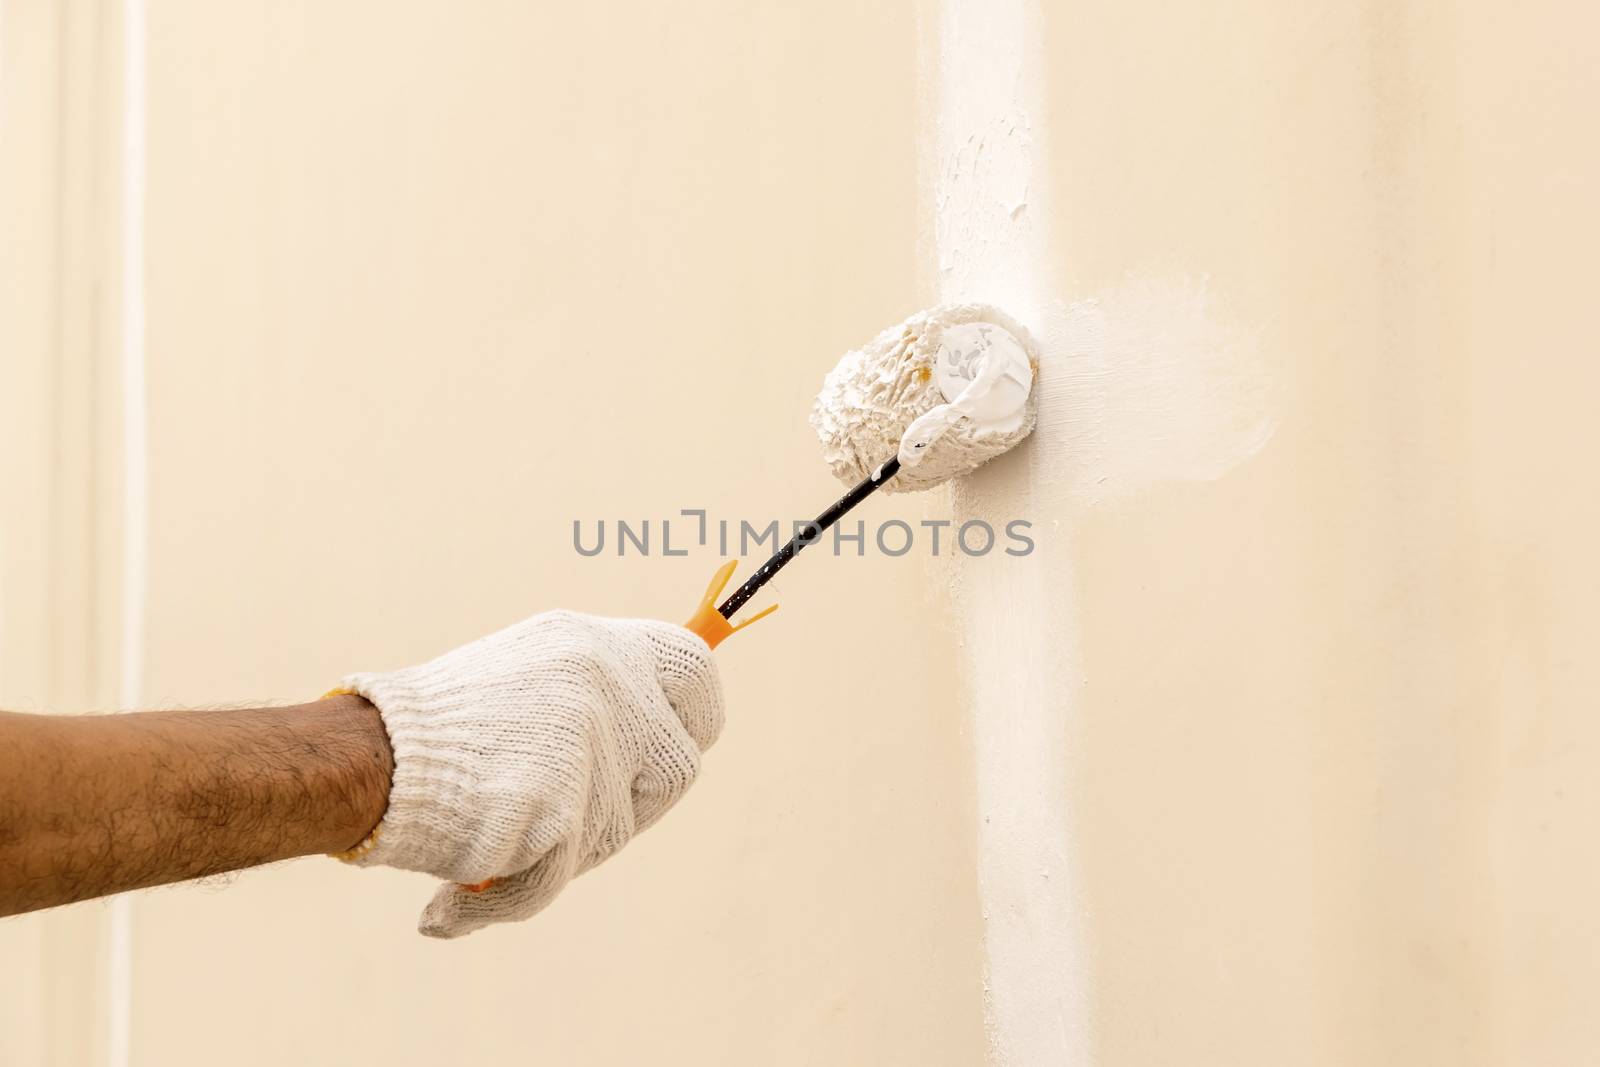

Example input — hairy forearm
[0,695,393,917]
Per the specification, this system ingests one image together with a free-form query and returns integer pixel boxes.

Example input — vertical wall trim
[110,0,146,1063]
[0,0,7,715]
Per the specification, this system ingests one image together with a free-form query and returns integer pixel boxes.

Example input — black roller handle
[717,456,902,619]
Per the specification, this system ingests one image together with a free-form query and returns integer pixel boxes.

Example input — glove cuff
[326,664,485,880]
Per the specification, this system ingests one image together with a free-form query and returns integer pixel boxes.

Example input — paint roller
[460,305,1036,894]
[684,304,1039,647]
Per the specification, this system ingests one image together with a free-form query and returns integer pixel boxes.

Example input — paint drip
[810,304,1040,493]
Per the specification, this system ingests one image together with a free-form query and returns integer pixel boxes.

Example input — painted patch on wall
[926,0,1277,1062]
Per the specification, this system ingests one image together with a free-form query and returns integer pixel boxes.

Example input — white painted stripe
[111,0,147,1064]
[930,1,1092,1062]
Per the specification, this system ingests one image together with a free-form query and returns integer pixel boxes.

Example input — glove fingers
[640,622,725,750]
[417,840,579,939]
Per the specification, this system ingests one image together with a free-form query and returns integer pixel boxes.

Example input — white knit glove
[336,610,724,939]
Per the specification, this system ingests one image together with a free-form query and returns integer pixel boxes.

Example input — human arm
[0,610,724,938]
[0,693,392,918]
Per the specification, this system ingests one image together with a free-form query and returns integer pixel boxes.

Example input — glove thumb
[417,840,579,939]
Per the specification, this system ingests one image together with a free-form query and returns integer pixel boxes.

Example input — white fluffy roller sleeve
[337,610,724,939]
[810,303,1040,493]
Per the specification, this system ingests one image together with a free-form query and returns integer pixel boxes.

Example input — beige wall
[5,1,1600,1065]
[1010,2,1600,1064]
[3,1,983,1064]
[2,3,131,1064]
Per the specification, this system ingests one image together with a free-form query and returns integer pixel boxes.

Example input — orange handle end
[684,560,777,650]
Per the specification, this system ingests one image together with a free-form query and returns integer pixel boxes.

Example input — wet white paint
[902,321,1034,467]
[1031,277,1276,510]
[927,1,1276,1063]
